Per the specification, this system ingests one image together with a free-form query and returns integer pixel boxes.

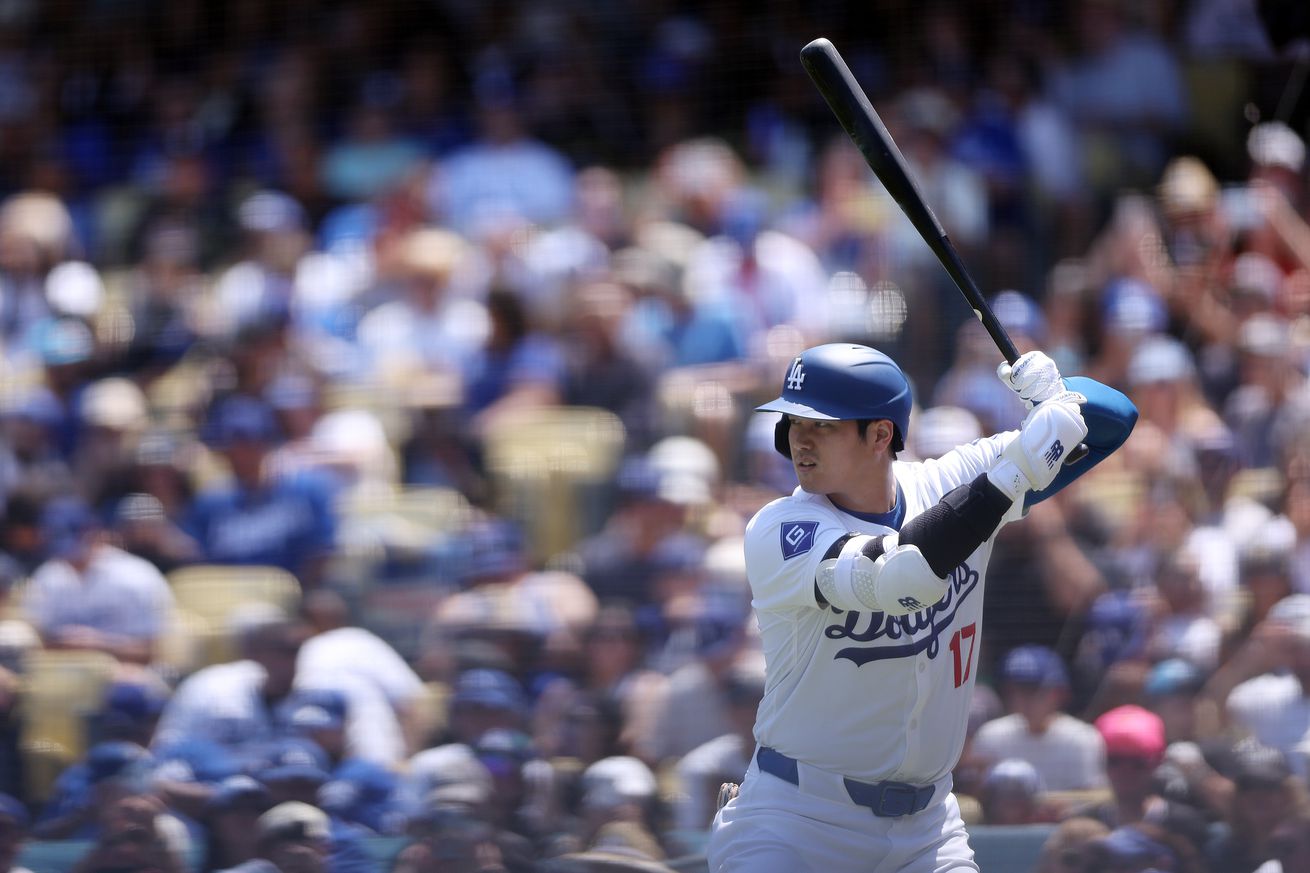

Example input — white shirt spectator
[298,627,423,710]
[154,658,407,766]
[970,712,1107,791]
[673,733,750,831]
[1149,614,1222,671]
[23,544,173,644]
[433,139,574,235]
[1227,673,1310,760]
[648,660,732,763]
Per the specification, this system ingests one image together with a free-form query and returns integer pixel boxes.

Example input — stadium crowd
[0,0,1308,871]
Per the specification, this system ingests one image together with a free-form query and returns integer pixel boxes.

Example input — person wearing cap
[199,776,272,873]
[68,791,188,873]
[672,656,764,833]
[577,756,663,857]
[1206,741,1302,873]
[354,226,487,387]
[250,801,331,873]
[1070,706,1168,830]
[972,645,1107,792]
[212,190,311,337]
[1142,659,1208,745]
[254,738,379,873]
[1145,546,1221,671]
[1214,594,1310,769]
[1034,816,1111,873]
[22,494,175,664]
[73,377,149,511]
[1081,822,1199,873]
[185,394,337,586]
[977,758,1045,826]
[443,668,529,747]
[1224,312,1301,469]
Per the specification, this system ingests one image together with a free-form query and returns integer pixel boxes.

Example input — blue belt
[756,746,935,818]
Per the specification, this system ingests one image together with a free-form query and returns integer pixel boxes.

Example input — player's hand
[987,392,1088,500]
[997,351,1063,409]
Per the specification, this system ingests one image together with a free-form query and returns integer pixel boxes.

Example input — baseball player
[708,343,1137,872]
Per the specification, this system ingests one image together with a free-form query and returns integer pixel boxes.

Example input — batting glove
[987,391,1088,500]
[997,351,1064,409]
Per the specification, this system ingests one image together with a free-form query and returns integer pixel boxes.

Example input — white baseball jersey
[744,432,1018,787]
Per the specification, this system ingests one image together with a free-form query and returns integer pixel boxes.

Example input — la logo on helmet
[786,359,806,391]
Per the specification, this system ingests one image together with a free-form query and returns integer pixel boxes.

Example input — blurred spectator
[252,802,331,873]
[430,70,574,235]
[35,741,157,841]
[1034,816,1110,873]
[68,792,187,873]
[199,776,271,873]
[978,758,1045,826]
[463,286,565,437]
[213,191,311,337]
[972,645,1107,791]
[355,227,486,389]
[1220,594,1310,765]
[320,102,423,203]
[22,495,174,664]
[1145,546,1222,671]
[1048,0,1187,194]
[1072,706,1167,829]
[1206,742,1305,873]
[445,669,529,748]
[1142,659,1209,745]
[186,396,336,586]
[1082,822,1202,873]
[0,794,28,873]
[1254,807,1310,873]
[577,756,663,859]
[671,657,762,831]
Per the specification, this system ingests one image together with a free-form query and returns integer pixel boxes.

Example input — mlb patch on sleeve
[780,521,819,560]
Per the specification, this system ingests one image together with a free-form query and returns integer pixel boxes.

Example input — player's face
[787,417,889,506]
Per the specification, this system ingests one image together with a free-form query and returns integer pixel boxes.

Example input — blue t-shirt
[185,473,336,576]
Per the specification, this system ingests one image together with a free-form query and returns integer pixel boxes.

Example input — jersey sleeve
[744,497,849,612]
[1023,376,1138,509]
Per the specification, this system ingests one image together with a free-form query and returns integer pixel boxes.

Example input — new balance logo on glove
[1043,440,1064,468]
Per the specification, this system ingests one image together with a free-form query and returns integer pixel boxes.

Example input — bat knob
[1065,443,1090,466]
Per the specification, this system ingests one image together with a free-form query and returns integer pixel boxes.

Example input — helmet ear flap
[774,416,792,459]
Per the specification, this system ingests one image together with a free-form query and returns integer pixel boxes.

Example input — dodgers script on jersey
[745,433,1020,786]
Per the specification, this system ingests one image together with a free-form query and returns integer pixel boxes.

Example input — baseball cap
[1000,645,1068,688]
[911,406,982,461]
[990,290,1047,342]
[1238,313,1291,358]
[87,741,154,785]
[40,495,98,559]
[99,680,169,731]
[34,316,94,366]
[256,801,330,844]
[411,743,494,809]
[1231,741,1291,789]
[1144,659,1206,698]
[1231,251,1283,302]
[45,261,105,318]
[257,738,331,786]
[288,688,349,732]
[238,191,306,235]
[1102,279,1167,336]
[1095,705,1166,761]
[1128,336,1195,387]
[981,758,1045,796]
[206,775,271,814]
[580,756,657,811]
[1248,121,1306,172]
[3,385,62,427]
[207,395,281,446]
[450,669,527,714]
[453,518,525,585]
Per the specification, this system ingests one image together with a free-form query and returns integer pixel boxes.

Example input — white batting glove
[997,351,1064,409]
[987,391,1088,500]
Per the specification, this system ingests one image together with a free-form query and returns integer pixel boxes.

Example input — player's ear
[871,420,894,452]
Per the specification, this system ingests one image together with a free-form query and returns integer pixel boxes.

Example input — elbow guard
[816,534,947,616]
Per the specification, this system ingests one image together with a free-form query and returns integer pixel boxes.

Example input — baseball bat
[800,37,1088,464]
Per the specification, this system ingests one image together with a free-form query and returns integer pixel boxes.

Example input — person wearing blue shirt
[186,396,336,587]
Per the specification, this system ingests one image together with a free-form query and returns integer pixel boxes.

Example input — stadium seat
[19,650,118,799]
[166,565,302,665]
[482,406,626,561]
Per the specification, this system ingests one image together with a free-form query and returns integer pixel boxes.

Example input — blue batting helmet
[758,344,912,457]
